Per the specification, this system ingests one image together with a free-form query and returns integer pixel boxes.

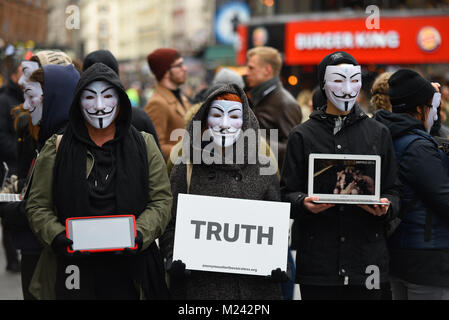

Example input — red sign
[236,24,248,65]
[285,16,449,65]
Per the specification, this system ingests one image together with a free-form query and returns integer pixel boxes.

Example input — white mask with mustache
[207,99,243,148]
[23,81,43,125]
[80,80,119,129]
[324,64,362,112]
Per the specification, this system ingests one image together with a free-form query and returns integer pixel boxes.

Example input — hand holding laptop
[358,198,390,216]
[303,196,335,214]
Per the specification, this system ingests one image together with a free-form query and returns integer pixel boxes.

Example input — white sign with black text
[172,193,290,276]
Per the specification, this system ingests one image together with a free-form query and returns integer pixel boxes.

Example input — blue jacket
[375,109,449,286]
[391,128,449,249]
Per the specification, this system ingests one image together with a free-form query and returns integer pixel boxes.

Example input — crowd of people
[0,45,448,301]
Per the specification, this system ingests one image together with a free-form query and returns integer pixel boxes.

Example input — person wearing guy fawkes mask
[25,63,172,300]
[159,85,285,300]
[375,69,449,300]
[280,51,400,300]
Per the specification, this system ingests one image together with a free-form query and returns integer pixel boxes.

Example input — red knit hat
[147,48,181,81]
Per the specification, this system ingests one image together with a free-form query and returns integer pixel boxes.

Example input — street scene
[0,0,449,305]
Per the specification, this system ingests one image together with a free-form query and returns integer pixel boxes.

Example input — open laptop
[0,156,37,203]
[308,153,384,205]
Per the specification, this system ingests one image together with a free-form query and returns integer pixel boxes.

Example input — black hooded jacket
[375,109,449,286]
[281,105,400,286]
[50,62,169,299]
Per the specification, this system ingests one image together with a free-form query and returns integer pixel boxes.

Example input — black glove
[118,231,144,255]
[267,268,289,283]
[167,259,190,280]
[51,232,73,257]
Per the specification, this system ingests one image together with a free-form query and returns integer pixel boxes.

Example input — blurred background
[0,0,448,114]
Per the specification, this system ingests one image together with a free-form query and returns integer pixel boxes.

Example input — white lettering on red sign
[295,31,400,50]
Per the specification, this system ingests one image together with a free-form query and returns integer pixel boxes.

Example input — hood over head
[68,62,132,145]
[183,83,260,165]
[374,109,425,139]
[83,50,119,75]
[39,64,79,144]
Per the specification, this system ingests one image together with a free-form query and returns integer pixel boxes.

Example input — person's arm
[280,131,334,218]
[25,134,65,246]
[145,99,170,159]
[136,132,173,251]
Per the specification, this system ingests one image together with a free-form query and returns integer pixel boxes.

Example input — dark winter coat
[160,84,283,300]
[248,77,302,172]
[0,80,23,176]
[375,109,449,286]
[280,105,400,286]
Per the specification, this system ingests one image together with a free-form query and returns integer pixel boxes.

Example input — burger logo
[417,26,441,52]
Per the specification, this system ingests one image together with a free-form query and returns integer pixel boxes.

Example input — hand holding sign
[267,268,290,283]
[167,259,191,280]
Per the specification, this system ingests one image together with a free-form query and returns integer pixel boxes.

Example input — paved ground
[0,227,23,300]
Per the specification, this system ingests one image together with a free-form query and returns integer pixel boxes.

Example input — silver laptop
[308,153,383,205]
[0,156,37,203]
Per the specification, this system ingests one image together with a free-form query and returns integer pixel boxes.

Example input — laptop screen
[308,154,381,200]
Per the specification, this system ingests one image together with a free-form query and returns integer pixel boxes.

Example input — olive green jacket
[25,132,172,299]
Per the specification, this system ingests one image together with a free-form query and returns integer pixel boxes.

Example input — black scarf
[53,124,148,223]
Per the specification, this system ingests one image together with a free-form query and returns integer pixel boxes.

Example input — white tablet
[66,215,137,253]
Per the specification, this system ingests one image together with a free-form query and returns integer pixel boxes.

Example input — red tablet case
[65,215,138,253]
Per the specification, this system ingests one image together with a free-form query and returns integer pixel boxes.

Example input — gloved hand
[167,259,190,281]
[267,268,289,283]
[118,231,144,255]
[51,232,73,257]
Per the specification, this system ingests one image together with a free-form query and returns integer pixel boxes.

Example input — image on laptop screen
[314,158,376,195]
[308,154,381,204]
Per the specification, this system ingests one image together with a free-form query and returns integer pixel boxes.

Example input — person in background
[245,46,302,171]
[370,72,393,113]
[0,58,23,273]
[375,69,449,300]
[3,63,79,299]
[296,89,312,123]
[145,48,191,160]
[3,49,76,298]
